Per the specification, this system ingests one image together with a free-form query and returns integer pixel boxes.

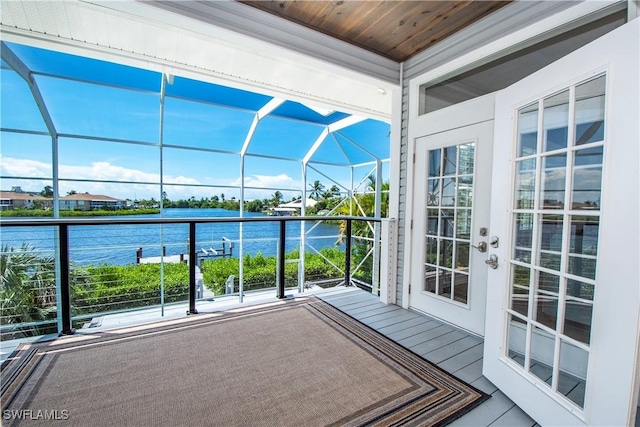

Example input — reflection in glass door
[506,75,605,410]
[424,142,474,304]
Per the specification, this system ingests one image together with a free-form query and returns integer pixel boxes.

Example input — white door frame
[407,94,495,336]
[484,19,639,426]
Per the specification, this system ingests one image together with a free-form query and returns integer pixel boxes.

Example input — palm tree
[308,180,325,201]
[334,176,390,284]
[0,244,57,338]
[40,185,53,198]
[272,191,283,206]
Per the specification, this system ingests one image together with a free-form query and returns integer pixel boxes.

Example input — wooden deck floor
[315,286,538,427]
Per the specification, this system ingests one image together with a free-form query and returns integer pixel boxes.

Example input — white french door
[483,19,639,426]
[409,95,495,336]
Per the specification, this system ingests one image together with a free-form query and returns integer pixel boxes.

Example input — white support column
[299,162,307,293]
[238,98,284,303]
[159,73,168,316]
[379,219,397,304]
[371,159,383,296]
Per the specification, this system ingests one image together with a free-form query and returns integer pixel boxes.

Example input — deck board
[423,334,483,364]
[488,405,537,426]
[364,312,423,329]
[398,324,454,348]
[437,343,484,372]
[315,287,536,427]
[411,330,467,359]
[375,315,430,334]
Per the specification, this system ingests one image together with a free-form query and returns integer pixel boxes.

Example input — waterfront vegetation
[0,244,347,339]
[0,208,161,217]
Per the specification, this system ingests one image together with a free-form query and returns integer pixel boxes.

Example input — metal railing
[0,215,381,339]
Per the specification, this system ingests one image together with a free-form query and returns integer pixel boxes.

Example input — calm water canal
[1,208,342,266]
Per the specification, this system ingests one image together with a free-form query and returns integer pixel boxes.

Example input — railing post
[188,222,198,314]
[58,224,74,335]
[344,218,352,287]
[277,220,286,299]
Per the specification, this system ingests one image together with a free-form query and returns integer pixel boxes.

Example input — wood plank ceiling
[239,1,511,62]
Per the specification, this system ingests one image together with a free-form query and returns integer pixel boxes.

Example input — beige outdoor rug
[1,296,488,426]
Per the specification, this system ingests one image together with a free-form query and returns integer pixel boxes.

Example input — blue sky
[0,42,390,202]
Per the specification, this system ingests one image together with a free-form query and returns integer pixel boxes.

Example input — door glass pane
[534,290,558,331]
[427,209,438,235]
[514,213,533,263]
[453,273,469,303]
[425,265,437,293]
[427,178,440,206]
[540,154,566,209]
[440,210,454,238]
[458,143,475,174]
[564,290,593,345]
[507,314,527,367]
[423,142,475,305]
[575,75,605,146]
[426,237,438,265]
[456,209,472,240]
[438,269,452,298]
[538,215,562,271]
[529,326,555,385]
[518,103,538,157]
[511,265,530,317]
[572,147,603,210]
[455,241,470,270]
[457,177,473,207]
[567,215,598,280]
[543,90,569,151]
[429,148,442,177]
[515,159,536,209]
[443,145,457,175]
[441,178,456,206]
[558,340,588,408]
[439,240,453,269]
[569,216,599,256]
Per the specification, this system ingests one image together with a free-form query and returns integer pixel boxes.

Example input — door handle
[472,242,487,253]
[485,254,499,269]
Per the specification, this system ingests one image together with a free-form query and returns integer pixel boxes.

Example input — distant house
[269,198,318,216]
[0,188,52,210]
[59,193,126,211]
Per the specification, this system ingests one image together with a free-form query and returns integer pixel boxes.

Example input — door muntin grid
[424,142,474,305]
[507,74,606,410]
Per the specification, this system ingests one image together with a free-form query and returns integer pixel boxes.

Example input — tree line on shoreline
[6,180,347,215]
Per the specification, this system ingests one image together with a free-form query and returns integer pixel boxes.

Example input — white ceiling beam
[328,116,366,133]
[240,97,285,156]
[257,97,285,120]
[1,41,57,137]
[302,127,330,165]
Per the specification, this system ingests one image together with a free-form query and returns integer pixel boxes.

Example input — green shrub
[201,247,346,294]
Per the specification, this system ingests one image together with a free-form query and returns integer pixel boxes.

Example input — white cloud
[229,174,302,200]
[0,156,304,201]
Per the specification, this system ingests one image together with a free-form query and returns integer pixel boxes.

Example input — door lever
[485,254,499,269]
[472,242,487,253]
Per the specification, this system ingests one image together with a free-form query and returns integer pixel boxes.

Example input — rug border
[308,297,491,426]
